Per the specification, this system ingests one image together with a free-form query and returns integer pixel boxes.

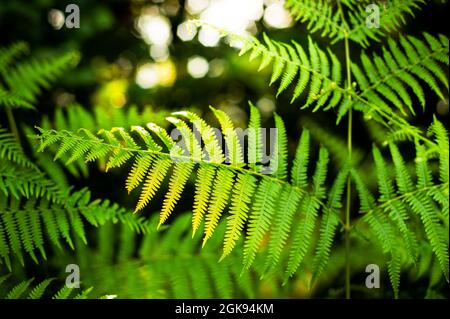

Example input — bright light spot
[94,80,128,109]
[150,44,169,61]
[437,99,449,116]
[228,38,244,49]
[200,0,264,36]
[198,27,221,47]
[136,63,159,88]
[48,9,65,30]
[186,0,210,14]
[137,14,172,46]
[55,92,75,107]
[136,61,177,88]
[263,1,293,29]
[177,21,197,42]
[209,59,226,77]
[187,56,209,78]
[162,0,180,16]
[157,60,177,86]
[257,96,276,117]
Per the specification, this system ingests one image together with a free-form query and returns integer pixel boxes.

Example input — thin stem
[5,107,21,145]
[345,107,352,300]
[343,24,353,299]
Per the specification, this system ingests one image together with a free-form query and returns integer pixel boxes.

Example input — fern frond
[82,214,261,298]
[310,159,347,286]
[247,102,262,172]
[0,89,34,110]
[238,34,344,110]
[243,179,282,270]
[125,154,154,193]
[135,158,172,214]
[362,210,402,297]
[270,113,288,179]
[222,173,257,260]
[286,147,330,278]
[285,0,425,47]
[27,279,54,299]
[0,42,28,72]
[3,51,79,103]
[354,130,449,293]
[195,21,444,151]
[174,111,224,163]
[373,145,418,263]
[0,188,155,268]
[4,278,33,299]
[428,116,449,184]
[210,107,244,166]
[36,107,334,276]
[354,34,449,114]
[0,276,96,299]
[285,0,346,43]
[0,127,36,168]
[203,167,235,245]
[389,143,448,277]
[347,0,425,47]
[264,185,303,274]
[192,165,216,236]
[160,162,195,226]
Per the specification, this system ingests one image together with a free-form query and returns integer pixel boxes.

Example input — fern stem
[5,107,21,145]
[345,109,352,300]
[343,27,353,300]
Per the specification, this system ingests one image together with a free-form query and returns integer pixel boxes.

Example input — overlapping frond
[0,275,95,299]
[2,51,79,104]
[352,33,449,116]
[0,188,153,270]
[26,104,170,180]
[68,214,263,298]
[285,0,425,47]
[238,34,345,111]
[285,0,346,42]
[347,0,425,47]
[353,122,449,294]
[0,42,28,73]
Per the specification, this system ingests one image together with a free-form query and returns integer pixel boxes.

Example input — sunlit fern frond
[352,33,449,116]
[238,34,346,111]
[35,104,346,280]
[23,104,170,180]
